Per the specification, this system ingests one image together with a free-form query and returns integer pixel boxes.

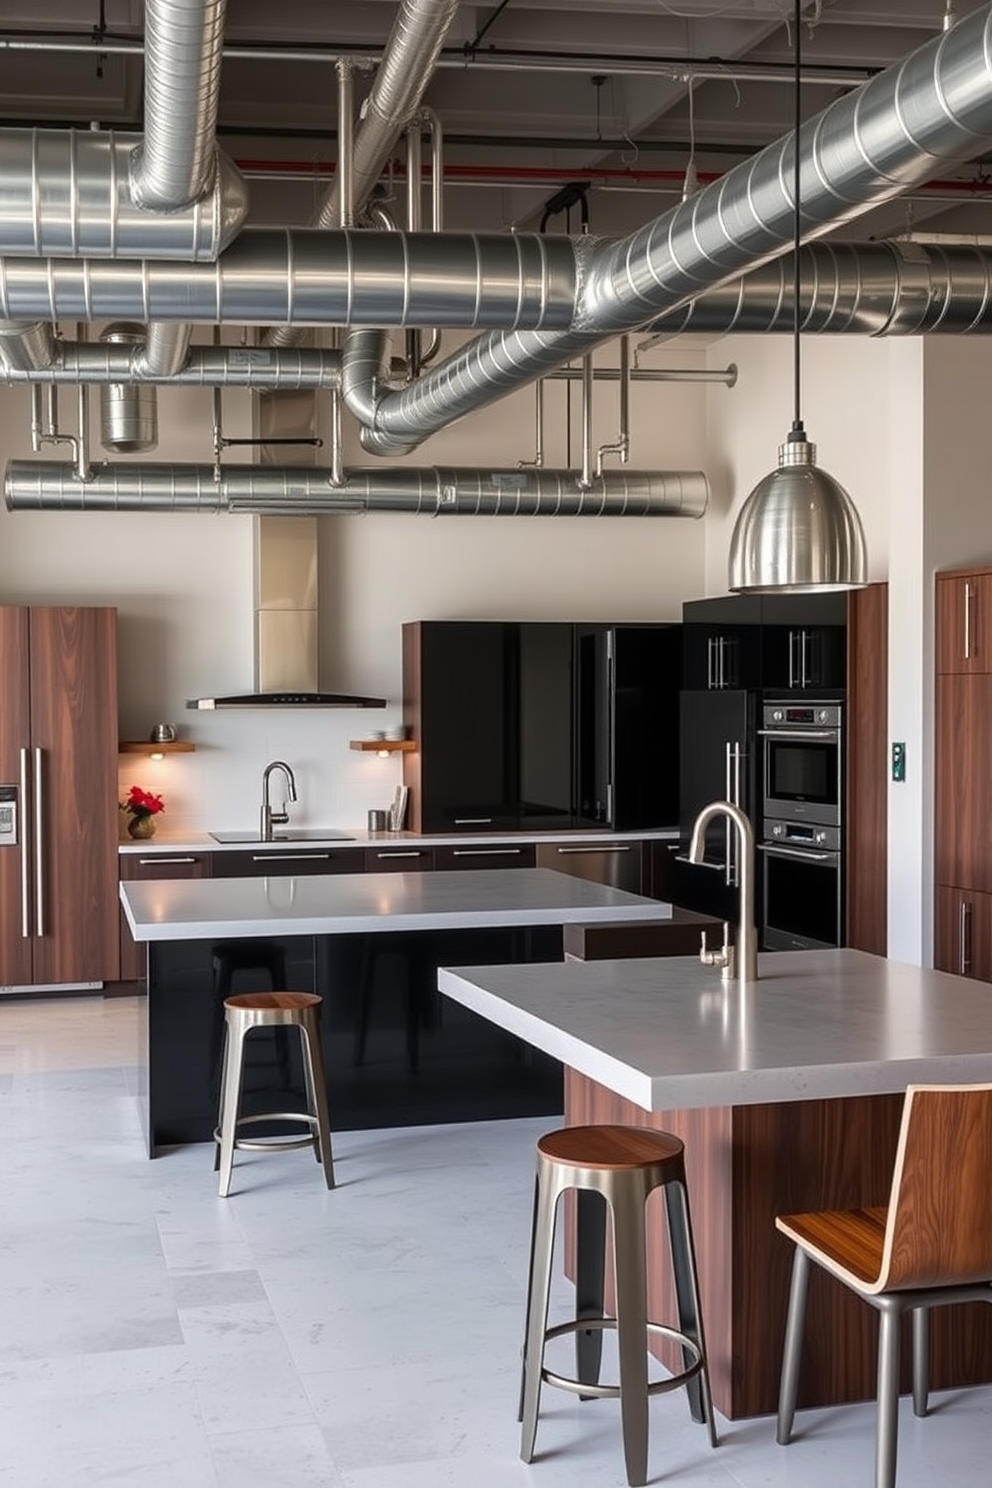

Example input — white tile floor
[0,993,990,1487]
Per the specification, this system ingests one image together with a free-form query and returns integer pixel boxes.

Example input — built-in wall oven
[760,702,843,827]
[759,820,844,950]
[758,701,844,949]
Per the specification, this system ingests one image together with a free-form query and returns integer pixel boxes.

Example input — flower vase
[127,813,156,840]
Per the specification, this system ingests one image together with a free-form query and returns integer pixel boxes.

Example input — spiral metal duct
[356,7,992,452]
[3,462,709,518]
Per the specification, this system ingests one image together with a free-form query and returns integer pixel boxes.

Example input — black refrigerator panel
[418,622,519,831]
[574,625,612,827]
[675,688,757,921]
[517,622,576,830]
[612,624,681,829]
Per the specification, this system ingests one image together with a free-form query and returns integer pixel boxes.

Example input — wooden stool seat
[214,990,335,1198]
[520,1123,716,1488]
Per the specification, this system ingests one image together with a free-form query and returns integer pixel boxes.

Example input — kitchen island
[120,867,667,1157]
[438,948,992,1419]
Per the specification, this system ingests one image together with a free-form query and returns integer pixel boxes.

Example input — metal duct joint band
[0,131,247,260]
[4,462,709,519]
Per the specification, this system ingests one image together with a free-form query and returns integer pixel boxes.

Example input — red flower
[121,785,165,817]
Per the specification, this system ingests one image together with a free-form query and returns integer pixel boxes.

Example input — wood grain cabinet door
[935,571,992,674]
[118,851,212,981]
[934,674,992,895]
[934,885,992,981]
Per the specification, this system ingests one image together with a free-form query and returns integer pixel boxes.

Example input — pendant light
[727,0,866,594]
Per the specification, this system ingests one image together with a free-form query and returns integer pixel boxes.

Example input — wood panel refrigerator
[0,606,120,991]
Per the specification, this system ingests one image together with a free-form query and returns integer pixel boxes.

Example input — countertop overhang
[119,866,671,942]
[438,949,992,1110]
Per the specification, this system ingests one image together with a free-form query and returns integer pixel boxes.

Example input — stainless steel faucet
[688,799,759,984]
[260,760,298,841]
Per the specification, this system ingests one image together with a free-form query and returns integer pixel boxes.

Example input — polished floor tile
[0,992,990,1487]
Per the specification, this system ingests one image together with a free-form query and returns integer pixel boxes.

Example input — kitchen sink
[210,829,357,844]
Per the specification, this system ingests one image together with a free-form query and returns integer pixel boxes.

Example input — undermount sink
[210,829,357,844]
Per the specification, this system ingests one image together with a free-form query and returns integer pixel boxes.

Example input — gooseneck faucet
[260,760,298,841]
[687,799,759,984]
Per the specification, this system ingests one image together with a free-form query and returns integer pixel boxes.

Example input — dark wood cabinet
[0,606,119,987]
[934,884,992,981]
[119,850,212,980]
[935,569,992,674]
[211,847,366,878]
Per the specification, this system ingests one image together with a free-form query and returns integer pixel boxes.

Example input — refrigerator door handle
[19,746,31,937]
[34,746,44,937]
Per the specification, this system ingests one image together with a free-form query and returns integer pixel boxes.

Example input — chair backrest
[878,1082,992,1292]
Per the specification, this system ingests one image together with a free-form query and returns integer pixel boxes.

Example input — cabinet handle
[34,746,44,936]
[555,845,632,855]
[960,898,972,975]
[250,852,334,862]
[964,581,974,660]
[138,856,198,865]
[372,851,426,859]
[450,848,523,857]
[454,817,493,825]
[789,628,799,690]
[19,746,30,938]
[707,636,716,690]
[717,635,726,689]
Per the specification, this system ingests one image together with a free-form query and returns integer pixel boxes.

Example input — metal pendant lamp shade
[728,425,867,593]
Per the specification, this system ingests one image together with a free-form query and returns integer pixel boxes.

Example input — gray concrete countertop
[437,949,992,1110]
[118,825,680,854]
[119,866,671,942]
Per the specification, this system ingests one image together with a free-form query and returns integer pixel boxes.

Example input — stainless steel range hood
[187,395,386,711]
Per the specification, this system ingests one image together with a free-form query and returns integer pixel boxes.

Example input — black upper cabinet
[403,620,681,834]
[683,593,847,695]
[759,593,847,695]
[682,596,763,691]
[407,621,520,833]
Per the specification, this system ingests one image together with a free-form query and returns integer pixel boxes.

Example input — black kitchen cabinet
[403,620,681,834]
[760,592,847,695]
[675,688,757,922]
[402,621,519,833]
[682,596,763,691]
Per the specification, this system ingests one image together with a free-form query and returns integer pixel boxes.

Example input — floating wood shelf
[349,738,415,753]
[119,741,196,754]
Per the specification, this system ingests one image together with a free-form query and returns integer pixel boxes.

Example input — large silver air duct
[0,228,578,329]
[4,463,709,518]
[0,345,345,388]
[353,7,992,452]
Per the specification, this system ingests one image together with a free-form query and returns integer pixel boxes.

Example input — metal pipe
[597,335,630,476]
[337,61,356,230]
[579,353,594,490]
[75,383,90,481]
[5,461,710,518]
[329,390,345,487]
[0,343,345,388]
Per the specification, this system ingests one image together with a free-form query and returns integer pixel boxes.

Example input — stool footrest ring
[540,1317,704,1401]
[213,1110,321,1155]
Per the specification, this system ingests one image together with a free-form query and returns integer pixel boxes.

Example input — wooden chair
[776,1082,992,1488]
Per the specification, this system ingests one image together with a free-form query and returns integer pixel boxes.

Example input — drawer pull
[555,845,631,856]
[453,817,494,825]
[373,851,426,859]
[451,848,523,857]
[138,855,198,865]
[250,852,333,862]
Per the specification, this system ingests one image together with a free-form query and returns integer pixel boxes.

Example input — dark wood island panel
[565,1069,992,1419]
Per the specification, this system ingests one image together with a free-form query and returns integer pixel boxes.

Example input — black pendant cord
[792,0,803,439]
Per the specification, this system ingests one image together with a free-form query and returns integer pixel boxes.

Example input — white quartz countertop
[119,867,671,942]
[437,949,992,1110]
[118,826,679,854]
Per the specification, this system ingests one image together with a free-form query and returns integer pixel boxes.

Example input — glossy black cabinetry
[683,592,846,695]
[402,620,681,833]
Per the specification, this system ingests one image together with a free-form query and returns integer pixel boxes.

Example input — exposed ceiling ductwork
[4,4,992,515]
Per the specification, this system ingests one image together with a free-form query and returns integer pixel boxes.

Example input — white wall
[0,340,709,835]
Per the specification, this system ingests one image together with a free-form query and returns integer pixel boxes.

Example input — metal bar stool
[519,1124,717,1488]
[214,991,335,1198]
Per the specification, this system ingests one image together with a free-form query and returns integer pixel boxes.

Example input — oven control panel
[764,818,841,853]
[764,703,842,728]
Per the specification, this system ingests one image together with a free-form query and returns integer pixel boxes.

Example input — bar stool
[214,991,335,1198]
[519,1124,716,1488]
